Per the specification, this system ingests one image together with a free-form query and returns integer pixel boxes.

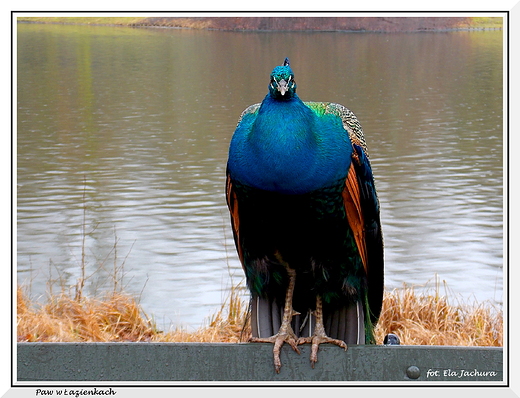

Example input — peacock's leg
[250,267,300,373]
[297,296,347,368]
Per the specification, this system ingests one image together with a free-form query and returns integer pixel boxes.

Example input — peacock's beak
[277,79,288,96]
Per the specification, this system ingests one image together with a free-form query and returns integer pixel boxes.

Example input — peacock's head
[268,57,297,99]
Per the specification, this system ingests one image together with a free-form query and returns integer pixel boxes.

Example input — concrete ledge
[17,343,503,382]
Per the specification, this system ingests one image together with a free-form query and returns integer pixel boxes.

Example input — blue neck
[252,95,316,155]
[229,95,352,194]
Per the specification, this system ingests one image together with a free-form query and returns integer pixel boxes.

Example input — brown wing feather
[342,163,368,274]
[226,174,244,265]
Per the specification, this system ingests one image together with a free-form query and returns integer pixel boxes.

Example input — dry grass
[17,287,156,342]
[17,280,502,346]
[374,285,503,346]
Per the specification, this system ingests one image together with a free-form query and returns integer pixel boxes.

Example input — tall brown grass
[17,287,156,342]
[374,285,503,346]
[17,280,502,346]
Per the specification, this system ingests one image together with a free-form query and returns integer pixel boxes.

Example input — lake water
[16,23,504,331]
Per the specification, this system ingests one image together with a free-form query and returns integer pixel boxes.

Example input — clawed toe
[298,334,347,368]
[251,327,300,373]
[297,296,348,367]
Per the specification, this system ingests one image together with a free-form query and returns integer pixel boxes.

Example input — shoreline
[16,16,503,33]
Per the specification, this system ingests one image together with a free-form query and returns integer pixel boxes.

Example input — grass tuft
[374,285,502,346]
[17,286,156,342]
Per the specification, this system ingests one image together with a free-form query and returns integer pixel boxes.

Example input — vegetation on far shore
[17,277,503,346]
[17,16,503,32]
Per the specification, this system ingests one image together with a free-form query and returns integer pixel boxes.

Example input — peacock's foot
[297,332,347,368]
[250,323,300,373]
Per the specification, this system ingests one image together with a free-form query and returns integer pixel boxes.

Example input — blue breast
[228,95,353,195]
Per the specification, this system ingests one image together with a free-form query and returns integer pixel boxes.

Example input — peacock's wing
[226,103,262,267]
[236,103,261,126]
[306,102,384,333]
[351,142,384,327]
[304,102,368,155]
[227,103,280,338]
[225,172,242,265]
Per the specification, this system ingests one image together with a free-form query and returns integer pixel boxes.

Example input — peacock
[226,58,384,373]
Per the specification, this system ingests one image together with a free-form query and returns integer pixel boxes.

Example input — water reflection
[17,23,503,329]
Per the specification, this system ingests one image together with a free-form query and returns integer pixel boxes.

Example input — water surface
[17,23,504,330]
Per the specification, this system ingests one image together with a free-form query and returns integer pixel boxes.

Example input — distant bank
[17,16,503,32]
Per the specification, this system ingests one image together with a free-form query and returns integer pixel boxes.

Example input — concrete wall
[17,343,503,382]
